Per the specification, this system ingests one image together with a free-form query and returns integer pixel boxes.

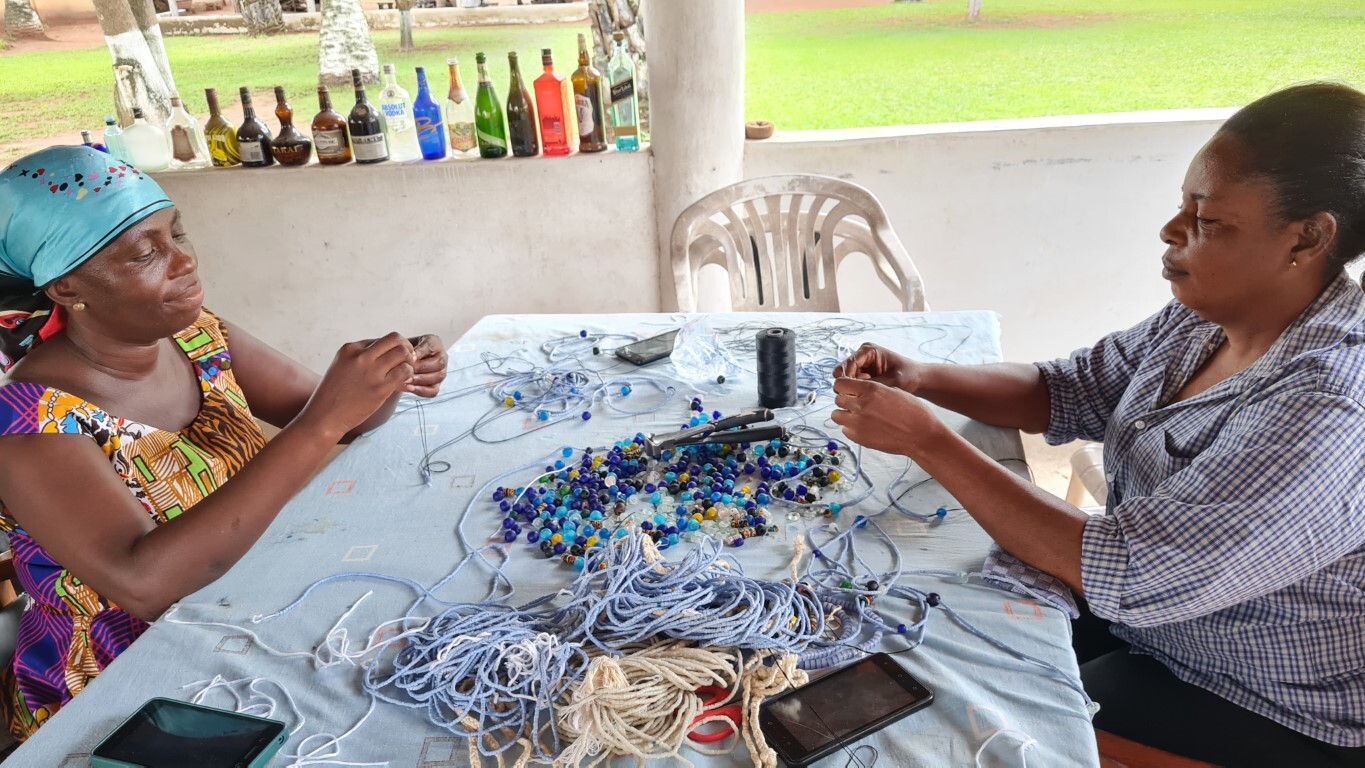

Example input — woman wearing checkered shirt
[834,83,1365,766]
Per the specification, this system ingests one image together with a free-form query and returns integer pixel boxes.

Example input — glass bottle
[412,67,446,161]
[235,87,275,167]
[102,115,131,163]
[571,33,608,153]
[473,52,508,159]
[348,68,389,164]
[506,52,539,158]
[312,84,352,165]
[203,88,241,168]
[379,63,420,162]
[608,31,639,152]
[80,130,107,153]
[445,58,476,156]
[271,86,313,166]
[534,48,571,157]
[123,107,172,172]
[166,94,212,169]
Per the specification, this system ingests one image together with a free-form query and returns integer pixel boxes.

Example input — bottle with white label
[235,87,275,167]
[445,58,477,157]
[166,94,212,170]
[123,107,173,172]
[348,68,389,164]
[378,63,421,162]
[312,84,352,165]
[608,32,639,152]
[571,33,608,153]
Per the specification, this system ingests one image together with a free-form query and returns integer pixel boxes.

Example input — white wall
[742,109,1235,363]
[156,152,658,372]
[154,110,1238,371]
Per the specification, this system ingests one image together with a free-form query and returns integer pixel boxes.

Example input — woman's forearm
[125,418,345,618]
[913,419,1087,592]
[914,362,1053,434]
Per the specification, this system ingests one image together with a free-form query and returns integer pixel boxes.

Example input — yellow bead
[704,509,717,520]
[586,536,599,547]
[679,473,690,483]
[828,470,842,482]
[741,486,751,495]
[569,470,580,479]
[505,397,515,407]
[551,534,563,544]
[692,513,703,522]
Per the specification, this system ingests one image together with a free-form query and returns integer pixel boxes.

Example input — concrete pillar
[644,0,745,310]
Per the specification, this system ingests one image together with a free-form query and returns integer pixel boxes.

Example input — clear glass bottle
[608,31,639,152]
[412,67,446,161]
[379,63,421,162]
[445,58,477,156]
[166,94,212,169]
[123,107,172,172]
[102,116,131,162]
[203,88,241,168]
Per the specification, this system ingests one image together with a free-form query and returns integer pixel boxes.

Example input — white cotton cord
[974,728,1037,768]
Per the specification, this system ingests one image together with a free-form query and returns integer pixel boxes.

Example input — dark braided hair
[1218,82,1365,273]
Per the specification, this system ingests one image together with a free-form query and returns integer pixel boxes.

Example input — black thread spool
[756,327,797,408]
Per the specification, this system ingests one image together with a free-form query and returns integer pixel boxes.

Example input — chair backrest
[671,174,928,312]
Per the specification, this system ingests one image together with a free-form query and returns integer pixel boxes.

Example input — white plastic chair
[670,174,928,312]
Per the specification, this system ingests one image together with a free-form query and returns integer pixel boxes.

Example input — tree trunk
[398,8,413,52]
[589,0,647,138]
[318,0,378,86]
[241,0,285,36]
[967,0,981,22]
[92,0,176,125]
[5,0,47,39]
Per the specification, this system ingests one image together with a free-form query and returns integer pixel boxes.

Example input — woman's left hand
[830,376,944,456]
[406,335,447,397]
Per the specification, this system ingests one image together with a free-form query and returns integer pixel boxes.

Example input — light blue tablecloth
[11,311,1098,768]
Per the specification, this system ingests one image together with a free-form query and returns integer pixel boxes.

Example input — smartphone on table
[758,652,934,767]
[91,697,288,768]
[614,329,679,366]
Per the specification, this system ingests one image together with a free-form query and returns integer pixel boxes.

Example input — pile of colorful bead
[490,400,854,569]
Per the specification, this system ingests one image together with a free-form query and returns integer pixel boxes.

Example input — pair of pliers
[645,408,787,458]
[687,685,744,743]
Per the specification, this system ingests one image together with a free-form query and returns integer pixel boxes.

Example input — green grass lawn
[2,0,1364,161]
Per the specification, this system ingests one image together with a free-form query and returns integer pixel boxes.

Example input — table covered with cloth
[11,311,1099,768]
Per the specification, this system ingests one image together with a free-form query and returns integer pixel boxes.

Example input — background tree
[967,0,981,22]
[92,0,177,124]
[5,0,48,39]
[396,0,414,53]
[318,0,378,86]
[588,0,646,136]
[241,0,285,36]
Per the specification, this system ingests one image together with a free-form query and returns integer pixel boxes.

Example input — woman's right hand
[834,342,922,392]
[297,333,415,438]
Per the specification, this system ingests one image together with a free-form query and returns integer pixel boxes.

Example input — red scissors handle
[688,686,743,744]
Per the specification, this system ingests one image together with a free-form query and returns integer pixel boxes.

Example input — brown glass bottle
[506,52,540,157]
[272,86,313,166]
[235,87,274,167]
[571,33,608,153]
[311,85,351,165]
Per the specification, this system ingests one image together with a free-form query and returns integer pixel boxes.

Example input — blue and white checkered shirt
[1036,271,1365,747]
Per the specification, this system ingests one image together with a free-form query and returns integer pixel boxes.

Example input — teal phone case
[90,697,288,768]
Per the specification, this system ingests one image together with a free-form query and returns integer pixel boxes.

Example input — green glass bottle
[474,52,508,159]
[506,51,539,158]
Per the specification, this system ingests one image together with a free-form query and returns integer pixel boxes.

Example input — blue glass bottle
[413,66,447,160]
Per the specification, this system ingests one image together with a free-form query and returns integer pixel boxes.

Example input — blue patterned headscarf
[0,146,173,371]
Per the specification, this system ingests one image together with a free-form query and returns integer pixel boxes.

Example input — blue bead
[554,460,565,470]
[796,485,808,496]
[512,391,522,401]
[731,537,744,547]
[553,543,567,555]
[690,416,701,427]
[538,411,549,421]
[615,528,629,539]
[525,530,538,543]
[830,503,842,514]
[620,386,631,396]
[575,535,588,546]
[712,410,721,420]
[582,411,592,421]
[687,519,700,532]
[573,557,586,570]
[897,624,907,634]
[579,329,588,338]
[502,530,517,543]
[827,441,839,451]
[757,493,770,504]
[538,529,552,542]
[562,447,573,457]
[641,522,653,531]
[936,507,948,519]
[653,514,666,526]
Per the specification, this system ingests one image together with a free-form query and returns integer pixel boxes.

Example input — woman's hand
[830,376,945,456]
[833,343,922,392]
[406,334,447,397]
[298,332,415,439]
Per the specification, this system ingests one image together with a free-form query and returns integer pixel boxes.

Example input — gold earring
[72,301,86,311]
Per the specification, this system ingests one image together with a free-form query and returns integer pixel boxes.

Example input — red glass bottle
[534,48,572,156]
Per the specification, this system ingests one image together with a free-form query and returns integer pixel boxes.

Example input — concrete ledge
[160,1,586,35]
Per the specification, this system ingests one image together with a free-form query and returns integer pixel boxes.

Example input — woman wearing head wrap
[0,147,447,741]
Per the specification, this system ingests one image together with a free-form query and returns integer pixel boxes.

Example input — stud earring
[1291,259,1299,268]
[72,301,86,311]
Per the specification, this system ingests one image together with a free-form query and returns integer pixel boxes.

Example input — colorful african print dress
[0,310,266,742]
